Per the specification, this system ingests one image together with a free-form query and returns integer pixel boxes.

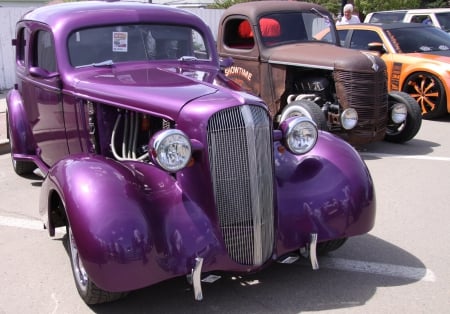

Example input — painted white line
[0,215,43,231]
[319,257,436,282]
[360,152,450,162]
[0,215,66,234]
[1,215,435,282]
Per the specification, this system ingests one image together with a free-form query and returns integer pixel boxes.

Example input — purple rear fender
[6,89,36,155]
[39,154,224,292]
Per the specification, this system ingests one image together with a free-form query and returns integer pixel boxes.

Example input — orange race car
[319,22,450,119]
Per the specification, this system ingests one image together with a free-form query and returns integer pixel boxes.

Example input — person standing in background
[336,3,361,25]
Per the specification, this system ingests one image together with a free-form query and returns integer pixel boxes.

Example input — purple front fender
[39,154,223,292]
[274,132,376,254]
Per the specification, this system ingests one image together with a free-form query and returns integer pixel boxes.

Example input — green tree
[312,0,420,16]
[211,0,447,13]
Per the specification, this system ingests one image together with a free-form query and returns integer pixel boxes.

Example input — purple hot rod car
[6,1,375,305]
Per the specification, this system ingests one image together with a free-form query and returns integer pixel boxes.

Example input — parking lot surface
[0,95,449,313]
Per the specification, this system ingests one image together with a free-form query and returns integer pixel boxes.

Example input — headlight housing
[391,103,407,124]
[150,129,192,172]
[340,108,358,130]
[281,117,318,155]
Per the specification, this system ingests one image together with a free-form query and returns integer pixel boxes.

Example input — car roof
[340,22,437,31]
[221,0,330,21]
[21,1,205,31]
[368,8,450,14]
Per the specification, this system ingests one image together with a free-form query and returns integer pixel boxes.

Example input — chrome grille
[207,105,274,266]
[334,69,388,142]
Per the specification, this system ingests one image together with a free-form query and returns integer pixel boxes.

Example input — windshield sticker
[439,45,449,50]
[113,32,128,52]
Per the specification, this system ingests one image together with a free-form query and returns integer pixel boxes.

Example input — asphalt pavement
[0,90,9,155]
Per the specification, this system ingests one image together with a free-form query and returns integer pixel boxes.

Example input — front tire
[67,223,128,304]
[280,99,328,130]
[385,91,422,143]
[317,238,348,255]
[403,72,447,119]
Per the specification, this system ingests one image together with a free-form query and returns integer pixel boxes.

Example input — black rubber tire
[316,238,348,256]
[6,111,36,176]
[280,99,328,130]
[67,223,128,304]
[403,72,447,120]
[385,91,422,143]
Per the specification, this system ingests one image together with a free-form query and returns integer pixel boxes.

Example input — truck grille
[334,69,388,144]
[207,105,274,266]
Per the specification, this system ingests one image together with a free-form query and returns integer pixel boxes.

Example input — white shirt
[336,15,361,25]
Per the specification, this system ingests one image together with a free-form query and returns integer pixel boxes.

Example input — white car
[364,8,450,32]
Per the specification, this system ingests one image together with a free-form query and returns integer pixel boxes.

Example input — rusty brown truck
[217,1,422,145]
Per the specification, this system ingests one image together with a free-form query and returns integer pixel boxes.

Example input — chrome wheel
[68,226,88,293]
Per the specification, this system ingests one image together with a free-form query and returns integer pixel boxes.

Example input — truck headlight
[150,129,192,172]
[281,117,318,154]
[340,108,358,130]
[391,103,407,124]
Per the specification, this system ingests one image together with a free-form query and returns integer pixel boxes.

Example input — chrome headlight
[340,108,358,130]
[281,117,318,155]
[150,129,192,172]
[391,103,407,124]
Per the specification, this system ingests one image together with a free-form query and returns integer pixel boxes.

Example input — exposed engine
[85,101,171,161]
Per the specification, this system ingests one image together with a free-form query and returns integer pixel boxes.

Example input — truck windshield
[258,11,337,47]
[68,24,210,67]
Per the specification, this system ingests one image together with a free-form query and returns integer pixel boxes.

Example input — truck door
[218,18,262,97]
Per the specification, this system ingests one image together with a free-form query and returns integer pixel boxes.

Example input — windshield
[68,24,210,67]
[386,26,450,53]
[436,12,450,32]
[257,11,337,47]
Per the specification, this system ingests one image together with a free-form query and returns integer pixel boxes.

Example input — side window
[414,15,433,25]
[349,30,382,50]
[34,30,57,72]
[16,28,26,66]
[223,18,255,49]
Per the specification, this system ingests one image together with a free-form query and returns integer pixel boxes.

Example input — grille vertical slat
[207,105,274,266]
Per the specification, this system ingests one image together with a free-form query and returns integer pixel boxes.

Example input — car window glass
[337,29,348,46]
[16,28,26,66]
[369,12,406,23]
[35,30,57,72]
[68,24,210,67]
[436,12,450,32]
[410,15,433,25]
[258,12,336,47]
[223,18,255,49]
[349,30,382,50]
[387,27,450,53]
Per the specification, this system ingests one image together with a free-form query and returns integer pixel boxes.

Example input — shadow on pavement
[55,233,429,313]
